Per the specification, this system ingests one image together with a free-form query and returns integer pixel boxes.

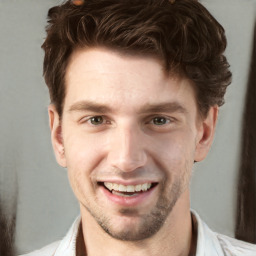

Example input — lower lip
[99,185,157,207]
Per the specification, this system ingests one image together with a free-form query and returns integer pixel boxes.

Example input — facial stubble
[83,174,188,242]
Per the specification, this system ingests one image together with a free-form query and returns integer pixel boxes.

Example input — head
[43,0,231,241]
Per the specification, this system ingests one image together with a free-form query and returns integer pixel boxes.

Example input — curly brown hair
[42,0,231,118]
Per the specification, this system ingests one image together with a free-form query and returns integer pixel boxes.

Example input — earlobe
[194,106,218,162]
[48,104,67,168]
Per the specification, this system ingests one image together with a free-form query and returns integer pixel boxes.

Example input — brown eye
[152,117,168,125]
[89,116,104,125]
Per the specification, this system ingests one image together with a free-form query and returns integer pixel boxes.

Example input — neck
[80,190,193,256]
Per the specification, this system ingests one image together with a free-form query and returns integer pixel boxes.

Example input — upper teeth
[104,182,152,192]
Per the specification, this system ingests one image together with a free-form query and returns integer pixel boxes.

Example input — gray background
[0,0,255,254]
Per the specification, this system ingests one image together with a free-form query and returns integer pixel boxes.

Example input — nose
[107,125,147,172]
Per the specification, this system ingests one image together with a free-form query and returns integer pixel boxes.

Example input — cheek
[63,132,106,195]
[152,131,196,164]
[149,131,196,187]
[64,131,106,167]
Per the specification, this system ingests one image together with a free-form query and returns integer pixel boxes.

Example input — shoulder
[19,241,60,256]
[216,233,256,256]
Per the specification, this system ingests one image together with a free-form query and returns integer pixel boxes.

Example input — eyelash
[148,116,173,126]
[80,116,110,126]
[80,115,175,127]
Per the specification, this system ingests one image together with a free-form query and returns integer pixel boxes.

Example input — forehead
[64,47,197,113]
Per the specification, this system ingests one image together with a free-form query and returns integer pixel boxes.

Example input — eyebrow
[68,100,188,115]
[68,101,112,113]
[140,102,188,114]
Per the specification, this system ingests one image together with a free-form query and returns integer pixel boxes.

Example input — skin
[49,47,218,256]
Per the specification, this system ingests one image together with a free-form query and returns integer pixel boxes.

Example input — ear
[48,104,67,168]
[194,106,218,162]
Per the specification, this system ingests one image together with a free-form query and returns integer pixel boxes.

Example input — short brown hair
[42,0,232,117]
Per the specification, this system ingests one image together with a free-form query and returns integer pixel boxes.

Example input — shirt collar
[191,210,224,256]
[54,216,81,256]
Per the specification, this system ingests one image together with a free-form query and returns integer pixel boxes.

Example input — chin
[95,207,168,241]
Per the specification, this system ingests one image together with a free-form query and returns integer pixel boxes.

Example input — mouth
[98,182,158,197]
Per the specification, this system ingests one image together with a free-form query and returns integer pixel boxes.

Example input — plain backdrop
[0,0,256,254]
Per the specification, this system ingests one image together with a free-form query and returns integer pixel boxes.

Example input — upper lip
[97,180,158,186]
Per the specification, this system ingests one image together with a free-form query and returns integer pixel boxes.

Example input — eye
[89,116,104,125]
[152,116,170,126]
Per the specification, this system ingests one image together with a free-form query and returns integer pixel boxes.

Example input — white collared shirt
[21,211,256,256]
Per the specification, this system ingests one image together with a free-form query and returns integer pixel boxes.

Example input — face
[49,48,217,241]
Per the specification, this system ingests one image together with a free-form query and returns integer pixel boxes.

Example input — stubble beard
[83,176,187,241]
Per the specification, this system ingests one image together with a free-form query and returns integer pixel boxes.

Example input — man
[22,0,256,255]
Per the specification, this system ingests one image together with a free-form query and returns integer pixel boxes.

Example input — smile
[101,182,157,198]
